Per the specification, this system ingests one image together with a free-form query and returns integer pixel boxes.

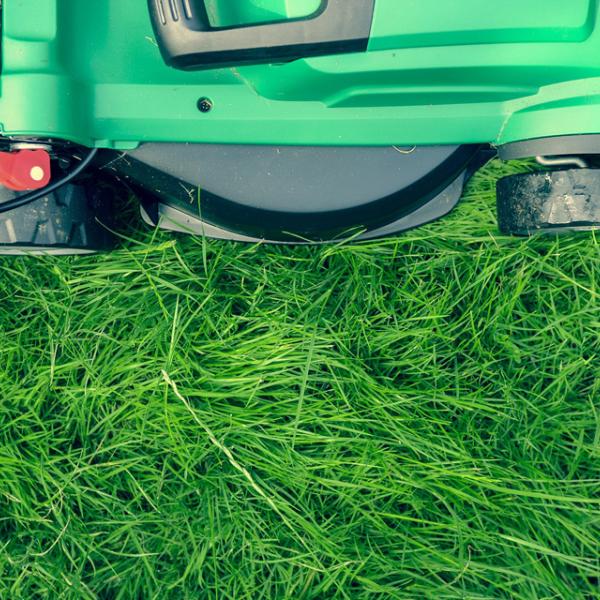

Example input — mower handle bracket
[148,0,375,70]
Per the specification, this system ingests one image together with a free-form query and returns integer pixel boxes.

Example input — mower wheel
[0,183,118,255]
[497,169,600,235]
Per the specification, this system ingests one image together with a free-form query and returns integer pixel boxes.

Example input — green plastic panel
[369,0,594,50]
[1,0,600,149]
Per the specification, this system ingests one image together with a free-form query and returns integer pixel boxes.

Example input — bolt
[197,97,213,113]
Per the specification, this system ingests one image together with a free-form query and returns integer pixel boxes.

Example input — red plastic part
[0,149,51,191]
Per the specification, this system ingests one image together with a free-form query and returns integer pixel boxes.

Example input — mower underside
[109,143,482,243]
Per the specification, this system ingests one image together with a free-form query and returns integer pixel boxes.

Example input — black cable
[0,147,99,215]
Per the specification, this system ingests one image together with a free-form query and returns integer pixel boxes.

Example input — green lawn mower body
[0,0,599,251]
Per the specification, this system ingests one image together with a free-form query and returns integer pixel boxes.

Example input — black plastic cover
[148,0,375,69]
[106,143,482,242]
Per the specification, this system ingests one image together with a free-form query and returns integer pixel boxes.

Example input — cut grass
[0,158,599,599]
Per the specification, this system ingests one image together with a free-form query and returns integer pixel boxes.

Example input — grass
[0,158,599,599]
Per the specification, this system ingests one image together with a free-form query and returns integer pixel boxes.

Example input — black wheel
[0,183,118,255]
[497,169,600,236]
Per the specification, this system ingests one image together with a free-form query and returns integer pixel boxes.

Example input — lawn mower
[0,0,599,253]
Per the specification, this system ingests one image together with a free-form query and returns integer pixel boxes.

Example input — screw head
[197,97,213,113]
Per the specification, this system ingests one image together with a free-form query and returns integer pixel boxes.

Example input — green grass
[0,158,599,599]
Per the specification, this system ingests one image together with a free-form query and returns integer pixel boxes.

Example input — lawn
[0,158,599,599]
